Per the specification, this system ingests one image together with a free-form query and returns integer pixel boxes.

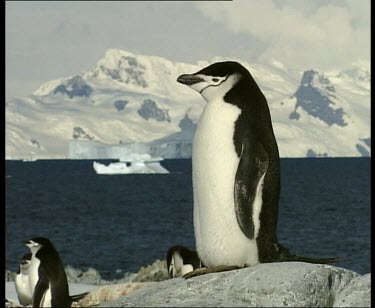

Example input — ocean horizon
[6,157,370,280]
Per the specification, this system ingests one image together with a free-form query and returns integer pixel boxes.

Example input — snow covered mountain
[6,48,370,159]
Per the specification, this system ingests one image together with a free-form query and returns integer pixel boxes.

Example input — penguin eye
[212,78,219,82]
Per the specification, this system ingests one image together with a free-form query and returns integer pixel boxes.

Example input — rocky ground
[6,261,371,307]
[65,259,170,285]
[5,259,168,307]
[99,262,371,307]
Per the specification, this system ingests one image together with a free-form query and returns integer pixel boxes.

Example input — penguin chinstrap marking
[15,252,33,306]
[24,237,88,307]
[177,61,340,278]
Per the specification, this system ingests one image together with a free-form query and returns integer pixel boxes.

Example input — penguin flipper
[32,273,49,307]
[234,139,269,239]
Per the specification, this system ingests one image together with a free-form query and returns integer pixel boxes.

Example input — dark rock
[356,144,370,157]
[73,127,94,140]
[114,100,129,111]
[359,137,371,147]
[54,76,93,99]
[100,56,148,87]
[30,139,40,148]
[100,66,121,80]
[138,99,171,122]
[178,113,196,131]
[289,110,301,120]
[291,70,347,127]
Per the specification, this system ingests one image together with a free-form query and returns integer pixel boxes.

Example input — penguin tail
[283,254,343,264]
[70,291,89,302]
[278,244,343,264]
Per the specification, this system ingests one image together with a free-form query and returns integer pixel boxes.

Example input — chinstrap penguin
[166,245,204,278]
[177,61,340,278]
[24,237,88,307]
[15,252,33,306]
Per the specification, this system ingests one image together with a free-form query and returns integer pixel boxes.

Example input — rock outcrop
[97,262,370,307]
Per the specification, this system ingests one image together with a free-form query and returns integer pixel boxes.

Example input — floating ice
[93,153,169,174]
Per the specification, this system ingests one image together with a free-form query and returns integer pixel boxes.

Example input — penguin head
[167,249,184,278]
[23,237,53,254]
[20,252,32,265]
[18,253,32,274]
[177,61,248,101]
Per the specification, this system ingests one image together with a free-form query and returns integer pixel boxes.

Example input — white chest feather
[40,284,52,307]
[15,272,32,306]
[28,255,40,295]
[193,98,259,267]
[28,255,53,307]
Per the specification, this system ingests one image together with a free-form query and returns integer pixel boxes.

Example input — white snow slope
[6,48,370,159]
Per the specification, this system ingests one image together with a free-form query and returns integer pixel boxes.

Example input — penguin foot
[5,299,21,307]
[183,265,241,279]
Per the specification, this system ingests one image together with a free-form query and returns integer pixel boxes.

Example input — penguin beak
[177,74,204,86]
[23,240,33,247]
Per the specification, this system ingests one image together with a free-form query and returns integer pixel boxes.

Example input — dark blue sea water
[5,158,370,280]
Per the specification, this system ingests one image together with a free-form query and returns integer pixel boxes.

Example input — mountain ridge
[6,48,370,159]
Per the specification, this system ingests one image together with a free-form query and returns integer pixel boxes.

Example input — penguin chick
[15,252,32,306]
[166,245,204,278]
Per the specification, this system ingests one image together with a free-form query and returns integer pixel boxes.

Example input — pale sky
[6,0,370,101]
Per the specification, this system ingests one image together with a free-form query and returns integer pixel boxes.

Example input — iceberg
[22,156,38,162]
[93,153,169,175]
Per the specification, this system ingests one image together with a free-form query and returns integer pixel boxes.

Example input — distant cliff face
[290,70,347,127]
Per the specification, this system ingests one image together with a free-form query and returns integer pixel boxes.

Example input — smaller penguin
[166,245,204,278]
[15,252,32,306]
[24,237,87,307]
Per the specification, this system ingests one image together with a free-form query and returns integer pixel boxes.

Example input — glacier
[5,48,370,159]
